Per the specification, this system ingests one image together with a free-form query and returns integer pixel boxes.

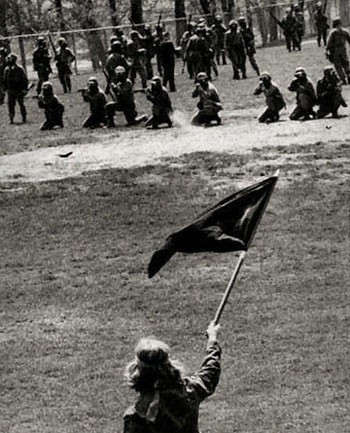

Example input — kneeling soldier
[106,66,146,127]
[317,66,347,118]
[81,77,107,128]
[38,81,64,130]
[254,71,285,122]
[192,72,222,126]
[288,67,317,120]
[145,76,173,129]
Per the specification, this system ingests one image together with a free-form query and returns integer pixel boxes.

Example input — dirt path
[0,105,349,183]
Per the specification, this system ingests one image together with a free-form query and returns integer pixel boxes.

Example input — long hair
[125,337,185,392]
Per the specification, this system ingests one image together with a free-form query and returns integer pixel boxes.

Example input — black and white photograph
[1,0,349,432]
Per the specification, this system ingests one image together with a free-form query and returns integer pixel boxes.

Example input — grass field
[0,38,350,433]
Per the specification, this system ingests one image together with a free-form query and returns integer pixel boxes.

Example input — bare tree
[268,0,278,41]
[108,0,119,27]
[54,0,65,31]
[0,0,8,36]
[130,0,143,25]
[339,0,350,26]
[175,0,186,45]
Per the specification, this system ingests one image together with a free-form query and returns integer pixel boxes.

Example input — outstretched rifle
[268,11,285,31]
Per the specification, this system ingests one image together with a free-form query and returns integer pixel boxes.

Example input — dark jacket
[123,340,221,433]
[3,64,28,93]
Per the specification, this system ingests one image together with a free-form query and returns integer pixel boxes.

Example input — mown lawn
[0,139,349,433]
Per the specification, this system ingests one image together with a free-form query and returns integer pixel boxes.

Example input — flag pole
[213,168,280,325]
[213,250,246,325]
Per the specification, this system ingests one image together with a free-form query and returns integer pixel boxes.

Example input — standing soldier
[288,67,317,120]
[106,66,147,127]
[238,16,260,76]
[115,29,129,55]
[37,81,64,130]
[271,8,299,52]
[206,27,219,78]
[186,26,211,80]
[180,21,196,78]
[293,5,304,49]
[32,36,52,95]
[326,18,350,85]
[55,38,75,93]
[254,71,285,123]
[106,41,129,78]
[316,66,347,118]
[158,32,176,92]
[211,15,227,66]
[154,23,165,76]
[145,76,173,129]
[224,20,247,80]
[191,72,222,126]
[143,24,156,80]
[128,31,147,89]
[314,2,329,47]
[0,47,7,105]
[3,53,28,124]
[81,77,107,128]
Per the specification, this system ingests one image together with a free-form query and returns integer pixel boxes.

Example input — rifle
[323,0,328,14]
[268,11,284,30]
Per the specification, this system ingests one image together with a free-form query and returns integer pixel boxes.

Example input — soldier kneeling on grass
[145,76,173,129]
[81,77,107,128]
[123,321,221,433]
[38,81,64,130]
[288,67,317,121]
[191,72,222,126]
[106,66,147,128]
[316,66,347,119]
[254,71,286,123]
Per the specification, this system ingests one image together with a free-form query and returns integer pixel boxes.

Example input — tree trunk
[339,0,350,26]
[199,0,211,15]
[227,0,235,20]
[268,0,278,41]
[12,0,26,71]
[108,0,119,27]
[0,0,10,52]
[130,0,143,25]
[253,1,268,45]
[54,0,65,31]
[175,0,186,45]
[245,0,253,28]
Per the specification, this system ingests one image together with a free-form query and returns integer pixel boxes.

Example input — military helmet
[37,36,45,44]
[130,30,140,38]
[238,16,247,23]
[42,81,53,92]
[115,65,126,74]
[196,72,208,81]
[229,20,238,28]
[88,76,98,85]
[58,37,67,46]
[215,15,222,22]
[323,65,334,74]
[295,66,306,76]
[260,71,271,80]
[332,17,342,26]
[316,1,323,7]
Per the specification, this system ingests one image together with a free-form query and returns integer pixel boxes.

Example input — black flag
[148,173,278,278]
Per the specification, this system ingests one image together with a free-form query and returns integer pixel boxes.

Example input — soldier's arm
[254,83,263,95]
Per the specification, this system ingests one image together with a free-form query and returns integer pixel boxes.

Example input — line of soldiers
[181,15,260,81]
[254,65,347,123]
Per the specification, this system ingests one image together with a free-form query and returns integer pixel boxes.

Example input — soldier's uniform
[0,47,7,104]
[106,66,146,127]
[128,31,147,89]
[145,76,172,129]
[326,18,350,85]
[211,16,227,65]
[32,38,52,94]
[280,10,300,52]
[224,21,246,79]
[38,81,64,130]
[82,77,107,128]
[316,66,347,118]
[3,54,28,124]
[294,7,304,48]
[123,340,221,433]
[154,24,164,76]
[186,28,211,79]
[314,4,329,47]
[143,25,156,80]
[180,23,196,78]
[192,72,222,126]
[254,71,285,122]
[158,32,176,92]
[55,38,75,93]
[238,17,260,76]
[105,42,129,77]
[288,67,317,120]
[205,28,219,78]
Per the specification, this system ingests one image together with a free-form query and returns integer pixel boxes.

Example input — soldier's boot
[242,70,247,79]
[20,105,27,124]
[9,116,14,124]
[347,73,350,85]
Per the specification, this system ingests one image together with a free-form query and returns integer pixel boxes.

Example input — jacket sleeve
[188,340,221,402]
